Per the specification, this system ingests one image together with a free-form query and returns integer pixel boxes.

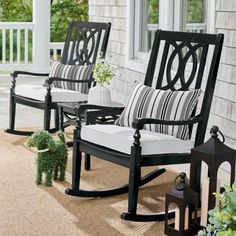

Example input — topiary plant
[27,130,68,186]
[198,182,236,236]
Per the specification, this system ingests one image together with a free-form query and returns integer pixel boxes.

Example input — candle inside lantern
[200,177,221,227]
[200,178,209,227]
[175,207,189,230]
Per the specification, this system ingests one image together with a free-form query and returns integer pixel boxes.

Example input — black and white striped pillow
[49,61,94,94]
[115,82,201,140]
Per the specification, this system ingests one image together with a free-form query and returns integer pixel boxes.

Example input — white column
[33,0,51,72]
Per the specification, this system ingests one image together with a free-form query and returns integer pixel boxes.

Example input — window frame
[126,0,215,73]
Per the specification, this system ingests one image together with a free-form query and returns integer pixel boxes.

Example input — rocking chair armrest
[11,71,49,79]
[132,114,203,130]
[47,77,94,84]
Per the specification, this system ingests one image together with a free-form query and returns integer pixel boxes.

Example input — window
[134,0,159,56]
[185,0,207,33]
[130,0,210,62]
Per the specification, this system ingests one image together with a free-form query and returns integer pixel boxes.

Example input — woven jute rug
[0,129,179,236]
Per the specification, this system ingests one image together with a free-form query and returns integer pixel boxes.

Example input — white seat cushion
[81,125,194,155]
[15,84,88,102]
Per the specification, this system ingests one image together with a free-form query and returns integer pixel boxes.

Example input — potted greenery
[88,59,118,106]
[198,182,236,236]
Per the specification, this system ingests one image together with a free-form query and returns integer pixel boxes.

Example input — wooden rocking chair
[5,21,111,136]
[66,30,224,221]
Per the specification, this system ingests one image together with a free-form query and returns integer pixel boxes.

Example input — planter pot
[88,84,112,106]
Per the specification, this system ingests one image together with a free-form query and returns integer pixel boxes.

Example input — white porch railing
[147,23,207,33]
[1,22,207,71]
[0,22,64,71]
[0,22,34,70]
[50,42,64,61]
[185,23,207,33]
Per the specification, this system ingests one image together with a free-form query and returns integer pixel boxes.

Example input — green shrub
[198,183,236,236]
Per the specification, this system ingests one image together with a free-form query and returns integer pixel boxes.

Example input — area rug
[0,129,179,236]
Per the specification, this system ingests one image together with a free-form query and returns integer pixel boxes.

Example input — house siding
[210,0,236,147]
[89,0,137,105]
[89,0,236,181]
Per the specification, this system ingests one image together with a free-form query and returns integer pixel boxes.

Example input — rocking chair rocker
[5,21,111,136]
[66,30,224,221]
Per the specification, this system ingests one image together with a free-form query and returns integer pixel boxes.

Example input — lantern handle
[210,126,225,143]
[175,172,188,191]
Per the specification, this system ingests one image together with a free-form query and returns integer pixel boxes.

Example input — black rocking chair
[66,30,224,221]
[5,21,111,136]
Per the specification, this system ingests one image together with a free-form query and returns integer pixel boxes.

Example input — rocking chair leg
[84,154,91,171]
[44,94,52,131]
[58,106,64,131]
[44,107,51,131]
[84,120,91,170]
[128,154,141,214]
[71,129,82,189]
[9,96,16,131]
[5,94,33,135]
[5,97,33,135]
[121,146,168,222]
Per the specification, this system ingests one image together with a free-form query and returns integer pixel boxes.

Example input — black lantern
[165,172,198,236]
[190,126,236,211]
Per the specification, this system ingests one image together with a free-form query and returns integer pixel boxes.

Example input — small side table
[58,101,125,170]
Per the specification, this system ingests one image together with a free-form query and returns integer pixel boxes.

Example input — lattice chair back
[144,30,224,145]
[61,21,111,66]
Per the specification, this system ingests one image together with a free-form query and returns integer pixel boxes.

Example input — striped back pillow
[49,61,94,94]
[115,82,201,140]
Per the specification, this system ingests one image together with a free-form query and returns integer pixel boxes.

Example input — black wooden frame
[5,21,111,136]
[66,30,224,221]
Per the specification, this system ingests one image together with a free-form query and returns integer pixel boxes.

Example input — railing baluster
[53,48,57,60]
[25,29,29,64]
[2,29,6,64]
[10,28,14,64]
[17,28,21,64]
